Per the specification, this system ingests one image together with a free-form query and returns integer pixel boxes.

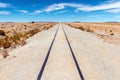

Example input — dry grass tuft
[0,37,11,49]
[0,28,40,49]
[78,26,85,31]
[26,28,40,37]
[86,28,94,33]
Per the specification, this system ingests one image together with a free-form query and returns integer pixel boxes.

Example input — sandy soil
[0,22,56,59]
[0,22,55,36]
[0,23,120,80]
[0,25,58,80]
[67,22,120,47]
[64,24,120,80]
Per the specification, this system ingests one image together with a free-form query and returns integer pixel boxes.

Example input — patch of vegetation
[78,26,85,31]
[68,24,94,33]
[0,37,11,48]
[0,30,5,36]
[110,30,112,32]
[2,49,9,58]
[0,24,54,58]
[0,28,40,49]
[26,28,40,37]
[68,24,74,27]
[9,33,22,43]
[110,33,114,36]
[86,29,94,33]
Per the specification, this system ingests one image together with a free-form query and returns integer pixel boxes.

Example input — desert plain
[0,22,120,80]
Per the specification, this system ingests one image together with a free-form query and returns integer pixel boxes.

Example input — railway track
[62,27,85,80]
[37,27,59,80]
[37,25,85,80]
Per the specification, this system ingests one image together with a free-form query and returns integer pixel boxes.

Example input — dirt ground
[0,23,120,80]
[0,22,56,59]
[67,22,120,47]
[0,22,55,36]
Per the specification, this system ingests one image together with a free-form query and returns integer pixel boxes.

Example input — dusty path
[63,24,120,80]
[0,23,120,80]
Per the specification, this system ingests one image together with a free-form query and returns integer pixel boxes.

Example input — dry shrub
[26,28,40,37]
[0,28,40,49]
[11,43,16,49]
[68,24,71,26]
[9,33,21,43]
[68,24,94,33]
[110,30,112,32]
[0,37,11,49]
[8,33,27,47]
[0,33,25,49]
[21,39,26,46]
[18,38,26,46]
[45,27,49,30]
[110,33,114,35]
[0,24,54,49]
[86,29,94,33]
[78,26,85,31]
[2,49,9,58]
[0,30,5,36]
[49,24,53,28]
[68,24,74,27]
[0,23,54,55]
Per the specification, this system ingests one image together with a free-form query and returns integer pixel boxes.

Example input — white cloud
[33,10,42,14]
[42,1,120,12]
[77,1,120,11]
[58,10,68,13]
[16,1,120,15]
[43,3,84,12]
[0,11,10,15]
[54,10,69,14]
[16,10,28,13]
[43,3,65,12]
[0,2,10,8]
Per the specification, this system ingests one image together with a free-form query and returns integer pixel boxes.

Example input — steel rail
[37,27,59,80]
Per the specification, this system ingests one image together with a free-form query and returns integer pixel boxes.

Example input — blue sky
[0,0,120,22]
